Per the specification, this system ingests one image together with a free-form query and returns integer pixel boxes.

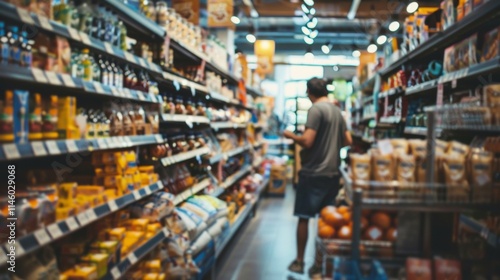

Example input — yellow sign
[255,40,275,75]
[208,0,234,27]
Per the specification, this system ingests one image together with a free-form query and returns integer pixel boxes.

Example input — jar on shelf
[156,1,168,27]
[185,99,196,115]
[175,97,186,115]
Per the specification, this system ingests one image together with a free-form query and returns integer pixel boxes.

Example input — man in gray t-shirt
[284,77,352,277]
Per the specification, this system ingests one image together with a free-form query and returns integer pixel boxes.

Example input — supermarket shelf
[206,61,240,85]
[0,134,164,161]
[438,125,500,134]
[246,86,264,97]
[169,37,208,64]
[359,115,376,124]
[104,228,171,280]
[103,0,165,40]
[211,122,248,130]
[380,0,500,77]
[378,87,404,99]
[356,76,376,92]
[161,114,210,125]
[161,147,210,167]
[220,166,252,189]
[405,79,439,97]
[0,65,162,104]
[404,126,428,136]
[379,116,403,124]
[459,215,499,247]
[161,71,209,95]
[1,182,164,260]
[209,145,252,164]
[174,179,212,205]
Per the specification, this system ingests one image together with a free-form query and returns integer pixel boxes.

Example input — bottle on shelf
[0,22,8,64]
[20,31,33,68]
[98,55,108,85]
[7,26,20,65]
[76,1,93,34]
[81,48,93,82]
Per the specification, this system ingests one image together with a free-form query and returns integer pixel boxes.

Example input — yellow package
[443,154,469,202]
[371,152,395,182]
[436,140,449,153]
[89,241,119,258]
[447,141,470,156]
[62,264,98,280]
[142,260,161,273]
[350,154,371,183]
[127,219,149,232]
[56,205,76,221]
[397,154,416,183]
[139,166,155,174]
[58,182,78,204]
[75,196,91,211]
[143,273,166,280]
[105,189,119,200]
[80,253,109,279]
[408,139,426,160]
[57,96,79,139]
[107,227,127,241]
[391,139,409,155]
[104,176,129,194]
[141,173,153,186]
[147,223,162,234]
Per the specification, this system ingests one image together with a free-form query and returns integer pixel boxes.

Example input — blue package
[13,90,29,144]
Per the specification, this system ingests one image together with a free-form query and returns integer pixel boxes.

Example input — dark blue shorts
[294,173,340,219]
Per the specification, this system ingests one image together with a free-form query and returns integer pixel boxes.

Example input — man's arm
[344,130,353,147]
[283,129,317,149]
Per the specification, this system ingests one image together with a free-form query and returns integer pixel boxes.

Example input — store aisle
[215,185,317,280]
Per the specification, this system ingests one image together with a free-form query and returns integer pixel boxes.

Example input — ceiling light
[321,42,331,54]
[307,17,318,29]
[367,43,378,53]
[246,33,256,43]
[309,7,316,15]
[304,36,314,45]
[352,50,361,57]
[309,29,318,39]
[376,34,387,45]
[301,4,309,13]
[327,84,336,91]
[231,16,240,24]
[389,21,400,32]
[303,0,314,6]
[301,26,311,35]
[304,47,314,59]
[333,66,339,71]
[406,1,419,13]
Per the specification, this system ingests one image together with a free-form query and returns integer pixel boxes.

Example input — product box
[13,90,29,144]
[455,34,478,70]
[457,0,473,21]
[444,45,456,73]
[268,164,287,196]
[406,258,432,280]
[434,258,462,280]
[481,27,499,63]
[442,0,456,30]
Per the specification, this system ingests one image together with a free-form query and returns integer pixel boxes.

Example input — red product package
[407,258,432,280]
[434,258,462,280]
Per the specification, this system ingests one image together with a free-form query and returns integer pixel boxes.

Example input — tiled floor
[215,185,319,280]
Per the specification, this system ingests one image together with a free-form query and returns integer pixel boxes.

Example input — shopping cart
[332,257,387,280]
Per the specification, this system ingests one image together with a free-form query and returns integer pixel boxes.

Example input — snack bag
[443,154,469,202]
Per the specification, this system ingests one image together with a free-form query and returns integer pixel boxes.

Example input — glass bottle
[185,99,195,115]
[20,31,32,67]
[98,55,108,85]
[175,97,185,114]
[81,48,92,82]
[7,26,20,65]
[0,22,8,64]
[120,21,127,50]
[77,2,92,34]
[90,52,100,82]
[114,20,123,48]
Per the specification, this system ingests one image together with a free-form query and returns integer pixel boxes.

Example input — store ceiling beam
[347,0,362,20]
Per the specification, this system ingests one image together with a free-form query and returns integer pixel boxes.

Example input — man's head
[306,78,328,102]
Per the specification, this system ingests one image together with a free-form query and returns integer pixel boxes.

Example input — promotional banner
[208,0,234,27]
[254,40,275,75]
[173,0,200,25]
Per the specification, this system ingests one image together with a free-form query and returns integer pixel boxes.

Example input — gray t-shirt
[300,102,346,177]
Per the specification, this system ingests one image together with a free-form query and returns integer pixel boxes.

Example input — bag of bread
[350,153,371,189]
[483,85,500,125]
[416,151,443,183]
[391,139,409,155]
[447,141,470,157]
[469,151,493,202]
[409,139,426,160]
[397,154,419,201]
[371,151,395,182]
[443,154,469,202]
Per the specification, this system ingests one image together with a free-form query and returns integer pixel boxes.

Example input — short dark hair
[307,78,328,97]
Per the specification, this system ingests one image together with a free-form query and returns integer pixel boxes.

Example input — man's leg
[296,218,309,262]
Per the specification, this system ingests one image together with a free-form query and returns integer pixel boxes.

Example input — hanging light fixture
[333,65,339,71]
[309,29,318,39]
[304,47,314,59]
[352,50,361,57]
[246,26,256,43]
[231,16,241,24]
[309,7,316,15]
[367,40,378,53]
[301,4,310,13]
[321,42,332,54]
[306,17,318,29]
[377,34,387,45]
[406,1,419,13]
[304,36,314,45]
[389,21,400,32]
[301,26,311,35]
[303,0,314,6]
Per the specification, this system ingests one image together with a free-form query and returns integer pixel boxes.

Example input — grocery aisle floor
[215,185,317,280]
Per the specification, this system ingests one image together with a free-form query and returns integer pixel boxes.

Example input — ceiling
[233,0,441,56]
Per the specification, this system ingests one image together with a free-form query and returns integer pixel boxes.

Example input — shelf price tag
[65,217,79,231]
[17,8,35,25]
[3,144,21,160]
[97,139,108,149]
[173,80,181,91]
[61,74,76,87]
[45,141,60,155]
[0,249,7,264]
[110,267,121,279]
[104,43,115,55]
[190,86,196,96]
[124,136,133,146]
[105,138,116,148]
[155,135,163,143]
[127,253,138,264]
[33,229,51,245]
[79,32,92,45]
[76,211,90,225]
[93,82,105,94]
[132,190,141,200]
[139,58,147,68]
[47,224,63,239]
[37,15,53,31]
[31,142,47,156]
[124,52,136,63]
[67,27,81,41]
[108,200,118,212]
[144,186,152,195]
[137,92,146,101]
[86,209,97,222]
[32,68,48,83]
[66,140,79,153]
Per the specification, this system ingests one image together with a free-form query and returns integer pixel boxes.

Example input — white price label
[124,136,133,146]
[67,27,81,41]
[186,119,193,129]
[47,224,63,239]
[137,92,146,101]
[132,190,141,200]
[76,211,89,225]
[124,52,136,63]
[104,42,115,55]
[144,186,152,195]
[15,244,25,256]
[86,209,97,222]
[45,71,62,85]
[66,140,79,153]
[378,139,394,155]
[123,88,132,98]
[17,8,35,25]
[161,158,169,166]
[31,142,47,156]
[111,87,119,96]
[45,141,60,155]
[33,229,51,245]
[108,200,118,212]
[65,217,79,231]
[79,32,91,45]
[0,249,7,264]
[148,61,158,72]
[127,253,138,264]
[116,136,126,147]
[3,144,20,159]
[107,137,117,148]
[155,135,163,143]
[32,68,48,83]
[93,82,105,94]
[37,15,53,31]
[110,267,121,279]
[61,74,76,87]
[191,86,196,96]
[97,138,108,149]
[173,80,181,91]
[139,58,147,68]
[149,92,156,102]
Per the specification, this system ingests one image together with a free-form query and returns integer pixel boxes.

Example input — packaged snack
[62,264,98,280]
[397,154,416,183]
[407,258,432,280]
[443,45,456,73]
[483,85,500,125]
[447,141,470,156]
[350,153,371,183]
[441,0,456,30]
[0,90,14,142]
[42,95,59,139]
[409,139,426,160]
[80,253,109,279]
[13,90,29,144]
[443,154,469,202]
[434,259,462,280]
[28,93,43,140]
[469,151,493,202]
[391,138,409,155]
[455,34,478,70]
[371,152,395,182]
